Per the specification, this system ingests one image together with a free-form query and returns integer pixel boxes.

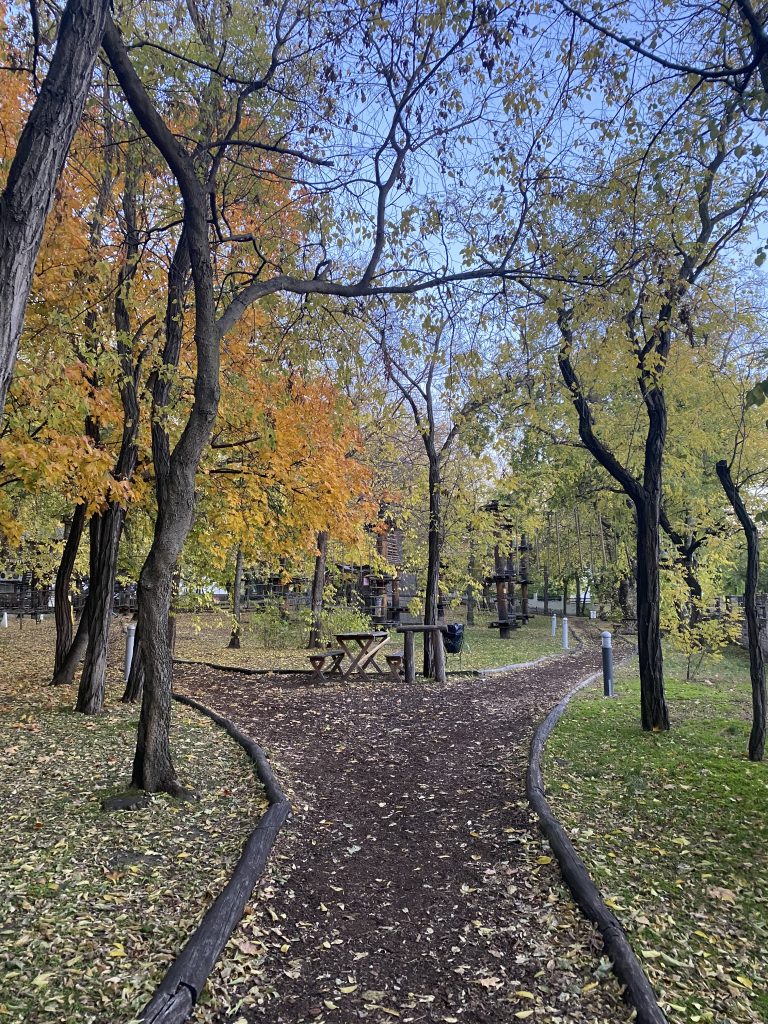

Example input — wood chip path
[176,634,633,1024]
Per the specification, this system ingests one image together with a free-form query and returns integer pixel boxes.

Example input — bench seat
[307,648,346,682]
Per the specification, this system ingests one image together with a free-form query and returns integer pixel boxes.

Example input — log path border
[527,664,668,1024]
[140,693,292,1024]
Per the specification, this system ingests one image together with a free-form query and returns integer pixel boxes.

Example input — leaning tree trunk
[122,628,144,702]
[423,453,442,677]
[0,0,110,420]
[229,546,245,648]
[76,505,126,714]
[51,600,89,685]
[53,503,87,674]
[308,531,328,649]
[635,500,670,732]
[717,460,766,761]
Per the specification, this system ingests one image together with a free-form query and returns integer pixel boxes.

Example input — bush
[320,602,372,644]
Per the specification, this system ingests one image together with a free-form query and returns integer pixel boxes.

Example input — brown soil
[176,631,633,1024]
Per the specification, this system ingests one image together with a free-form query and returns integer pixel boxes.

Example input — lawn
[0,618,268,1023]
[173,607,567,673]
[543,645,768,1024]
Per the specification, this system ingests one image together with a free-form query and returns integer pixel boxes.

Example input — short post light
[602,630,614,697]
[125,623,137,681]
[562,616,569,650]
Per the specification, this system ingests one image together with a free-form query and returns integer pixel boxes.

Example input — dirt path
[177,635,632,1024]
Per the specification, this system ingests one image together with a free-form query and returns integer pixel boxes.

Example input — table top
[396,623,446,633]
[335,631,389,640]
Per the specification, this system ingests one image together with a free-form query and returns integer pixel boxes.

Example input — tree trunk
[543,564,549,614]
[635,501,670,732]
[308,531,328,648]
[76,505,126,714]
[131,557,180,792]
[51,601,89,685]
[0,0,110,420]
[229,546,245,648]
[53,503,87,675]
[562,577,568,616]
[466,551,476,625]
[122,628,144,702]
[717,460,765,761]
[423,453,441,676]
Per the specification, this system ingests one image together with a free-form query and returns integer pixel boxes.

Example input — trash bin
[443,623,465,654]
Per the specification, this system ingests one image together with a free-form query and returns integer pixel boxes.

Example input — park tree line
[0,0,767,791]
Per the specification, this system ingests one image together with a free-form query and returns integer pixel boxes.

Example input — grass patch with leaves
[544,645,768,1024]
[0,619,268,1023]
[174,608,565,673]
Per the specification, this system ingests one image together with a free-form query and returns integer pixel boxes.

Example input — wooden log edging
[173,657,307,676]
[141,693,292,1024]
[526,671,668,1024]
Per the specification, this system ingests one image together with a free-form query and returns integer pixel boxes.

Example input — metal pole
[125,623,137,681]
[602,630,614,696]
[551,613,557,636]
[562,616,569,649]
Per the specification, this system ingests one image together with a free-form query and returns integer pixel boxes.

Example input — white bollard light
[602,630,614,696]
[1,611,7,628]
[562,616,569,649]
[551,613,557,636]
[125,623,137,681]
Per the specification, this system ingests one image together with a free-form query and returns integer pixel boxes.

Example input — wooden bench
[307,648,346,683]
[385,650,404,678]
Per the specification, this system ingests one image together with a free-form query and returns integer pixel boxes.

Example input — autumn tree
[101,0,539,792]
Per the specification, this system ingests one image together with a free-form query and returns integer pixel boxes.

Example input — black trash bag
[443,622,464,654]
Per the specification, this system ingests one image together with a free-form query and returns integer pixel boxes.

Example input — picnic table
[334,631,390,679]
[395,623,447,684]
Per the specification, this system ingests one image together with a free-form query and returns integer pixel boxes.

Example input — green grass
[174,608,566,673]
[544,645,768,1024]
[0,619,268,1023]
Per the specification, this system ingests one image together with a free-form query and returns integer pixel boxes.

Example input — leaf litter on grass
[0,619,268,1023]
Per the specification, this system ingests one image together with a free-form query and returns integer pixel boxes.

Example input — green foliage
[248,600,312,650]
[319,602,372,644]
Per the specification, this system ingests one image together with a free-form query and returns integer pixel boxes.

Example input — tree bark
[0,0,110,420]
[308,531,328,648]
[51,600,89,685]
[716,460,765,761]
[75,507,125,713]
[423,451,442,676]
[229,546,245,648]
[122,629,144,702]
[635,501,670,731]
[53,503,87,675]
